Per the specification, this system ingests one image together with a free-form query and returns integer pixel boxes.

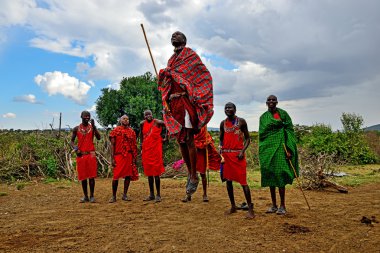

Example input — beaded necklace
[79,123,92,135]
[224,117,240,133]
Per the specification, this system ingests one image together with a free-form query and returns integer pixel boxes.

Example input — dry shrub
[299,148,345,190]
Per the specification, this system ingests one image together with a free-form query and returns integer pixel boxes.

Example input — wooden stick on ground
[283,143,311,210]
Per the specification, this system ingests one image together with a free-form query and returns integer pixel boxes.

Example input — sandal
[79,197,89,203]
[89,197,96,203]
[186,178,199,195]
[155,196,162,202]
[122,195,132,201]
[265,206,278,214]
[143,195,155,201]
[276,206,287,215]
[181,194,192,202]
[236,202,249,211]
[109,196,116,203]
[203,195,209,202]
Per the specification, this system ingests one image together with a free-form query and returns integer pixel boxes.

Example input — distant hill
[364,124,380,131]
[207,127,219,132]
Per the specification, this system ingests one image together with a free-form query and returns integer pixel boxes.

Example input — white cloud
[87,104,96,112]
[13,94,42,104]
[0,0,35,26]
[34,71,91,105]
[1,0,379,130]
[3,112,16,118]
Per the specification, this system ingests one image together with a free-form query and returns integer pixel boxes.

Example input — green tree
[96,72,162,130]
[340,112,363,134]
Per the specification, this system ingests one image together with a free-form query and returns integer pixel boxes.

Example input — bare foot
[225,206,237,215]
[246,210,255,219]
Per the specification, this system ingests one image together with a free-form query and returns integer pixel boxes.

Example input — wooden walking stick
[283,143,311,210]
[206,146,210,187]
[140,23,170,112]
[140,24,158,77]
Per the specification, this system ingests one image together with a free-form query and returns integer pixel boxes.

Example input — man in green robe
[259,95,299,215]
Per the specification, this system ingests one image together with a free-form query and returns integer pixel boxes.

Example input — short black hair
[225,102,236,110]
[81,111,90,117]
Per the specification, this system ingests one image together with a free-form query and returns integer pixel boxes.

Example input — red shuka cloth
[142,120,165,176]
[158,47,214,136]
[221,118,247,185]
[109,126,139,181]
[76,124,97,181]
[194,126,221,174]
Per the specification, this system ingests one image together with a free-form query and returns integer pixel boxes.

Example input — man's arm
[91,119,101,140]
[70,126,82,156]
[70,127,78,148]
[109,135,116,167]
[239,118,251,160]
[139,121,144,151]
[219,120,225,148]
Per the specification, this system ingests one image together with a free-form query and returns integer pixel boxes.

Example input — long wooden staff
[140,24,170,112]
[283,143,311,210]
[140,24,158,77]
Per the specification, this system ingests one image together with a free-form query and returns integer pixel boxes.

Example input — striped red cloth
[158,47,214,135]
[109,126,139,181]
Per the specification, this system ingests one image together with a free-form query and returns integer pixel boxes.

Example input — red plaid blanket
[158,47,214,135]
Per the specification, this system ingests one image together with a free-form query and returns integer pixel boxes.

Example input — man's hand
[111,157,116,167]
[238,151,244,160]
[90,119,95,127]
[286,151,292,160]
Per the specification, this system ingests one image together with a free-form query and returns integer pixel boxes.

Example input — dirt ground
[0,177,379,253]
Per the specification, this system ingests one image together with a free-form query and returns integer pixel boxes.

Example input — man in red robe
[139,110,166,202]
[71,111,101,203]
[158,31,213,199]
[220,103,255,219]
[108,115,139,203]
[183,125,221,202]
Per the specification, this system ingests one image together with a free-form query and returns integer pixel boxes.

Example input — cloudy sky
[0,0,379,131]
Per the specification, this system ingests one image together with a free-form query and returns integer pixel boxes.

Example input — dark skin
[109,115,134,202]
[165,31,199,193]
[139,110,166,202]
[70,111,101,202]
[266,95,290,210]
[219,103,254,219]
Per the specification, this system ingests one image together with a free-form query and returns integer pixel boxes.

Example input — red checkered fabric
[158,47,214,135]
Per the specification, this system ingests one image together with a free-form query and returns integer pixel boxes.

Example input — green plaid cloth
[259,108,299,187]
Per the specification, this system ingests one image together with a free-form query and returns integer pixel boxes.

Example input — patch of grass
[329,164,380,187]
[43,177,60,184]
[43,177,72,185]
[0,192,7,196]
[16,182,26,190]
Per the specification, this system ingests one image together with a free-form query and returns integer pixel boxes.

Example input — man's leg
[276,187,286,215]
[144,176,155,201]
[80,179,89,203]
[225,180,237,214]
[270,186,277,207]
[242,185,255,218]
[154,176,161,202]
[200,173,208,202]
[279,187,285,207]
[266,186,278,213]
[109,179,118,203]
[122,176,131,201]
[179,143,192,202]
[89,178,95,202]
[185,129,197,182]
